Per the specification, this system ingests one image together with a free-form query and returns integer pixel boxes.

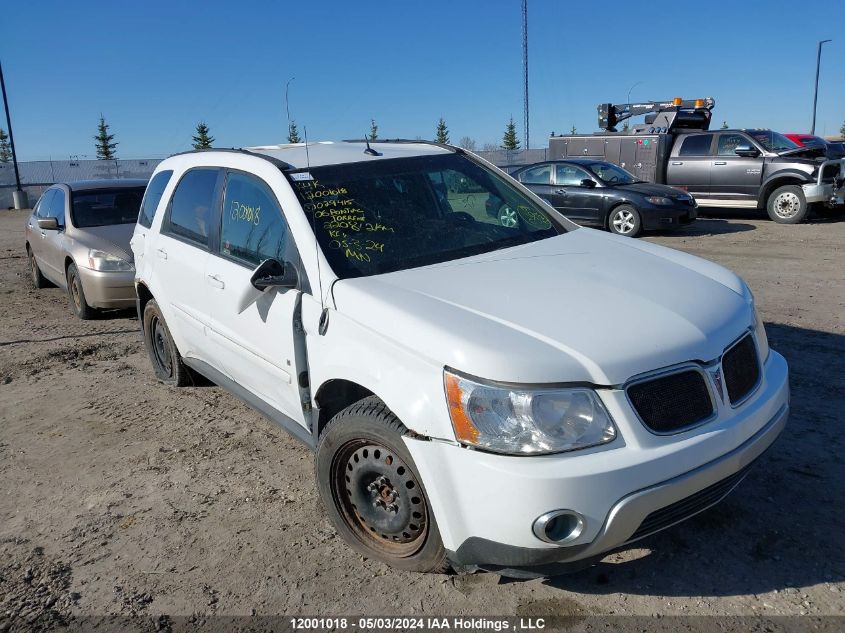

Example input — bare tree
[458,136,477,151]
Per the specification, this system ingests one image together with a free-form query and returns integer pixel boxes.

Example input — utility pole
[522,0,529,151]
[810,39,831,134]
[0,60,27,208]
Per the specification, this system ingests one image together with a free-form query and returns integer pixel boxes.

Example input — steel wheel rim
[151,318,172,376]
[613,209,635,234]
[499,206,517,227]
[774,192,800,218]
[332,439,428,558]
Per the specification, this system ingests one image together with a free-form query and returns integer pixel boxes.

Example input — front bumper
[405,350,789,575]
[803,158,845,205]
[639,203,698,230]
[77,267,136,309]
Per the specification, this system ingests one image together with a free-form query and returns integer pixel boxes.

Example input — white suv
[131,141,789,576]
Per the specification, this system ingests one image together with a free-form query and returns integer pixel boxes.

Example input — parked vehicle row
[549,97,845,225]
[24,140,789,578]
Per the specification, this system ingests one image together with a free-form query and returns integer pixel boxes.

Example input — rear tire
[766,185,808,224]
[27,245,48,289]
[316,396,449,574]
[67,263,96,320]
[142,299,191,387]
[608,204,642,237]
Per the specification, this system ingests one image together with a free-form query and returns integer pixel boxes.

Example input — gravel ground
[1,208,843,628]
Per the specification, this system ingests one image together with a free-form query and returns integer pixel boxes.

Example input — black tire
[608,204,642,237]
[66,262,96,320]
[766,185,809,224]
[142,299,191,387]
[316,396,449,574]
[27,245,48,289]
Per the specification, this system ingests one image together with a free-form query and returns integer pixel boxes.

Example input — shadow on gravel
[650,218,756,238]
[696,207,844,224]
[541,323,845,597]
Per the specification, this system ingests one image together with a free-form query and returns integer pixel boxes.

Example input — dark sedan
[489,160,697,237]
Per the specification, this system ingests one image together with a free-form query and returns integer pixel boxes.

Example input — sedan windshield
[587,163,637,185]
[287,153,567,279]
[71,188,145,227]
[747,131,799,153]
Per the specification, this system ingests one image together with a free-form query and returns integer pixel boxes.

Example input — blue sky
[3,0,843,160]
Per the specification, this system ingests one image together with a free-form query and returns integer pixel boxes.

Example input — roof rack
[168,147,293,170]
[340,138,460,153]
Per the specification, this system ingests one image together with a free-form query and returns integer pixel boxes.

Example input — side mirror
[580,178,597,188]
[37,217,59,230]
[734,145,759,157]
[250,258,298,291]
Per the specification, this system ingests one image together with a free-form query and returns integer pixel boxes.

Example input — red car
[784,133,828,148]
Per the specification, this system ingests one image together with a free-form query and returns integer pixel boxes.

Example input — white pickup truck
[131,140,789,577]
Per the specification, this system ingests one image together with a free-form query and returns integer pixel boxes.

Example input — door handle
[671,161,683,165]
[206,274,225,289]
[555,189,567,195]
[156,248,168,260]
[714,161,727,165]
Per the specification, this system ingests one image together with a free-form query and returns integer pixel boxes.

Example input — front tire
[67,263,96,319]
[767,185,808,224]
[142,299,191,386]
[27,246,48,289]
[316,396,449,573]
[608,204,642,237]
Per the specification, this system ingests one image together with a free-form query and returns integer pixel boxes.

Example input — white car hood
[331,228,753,385]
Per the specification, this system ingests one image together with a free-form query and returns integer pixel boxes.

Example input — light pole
[0,60,27,209]
[285,76,295,141]
[626,81,644,104]
[811,39,831,135]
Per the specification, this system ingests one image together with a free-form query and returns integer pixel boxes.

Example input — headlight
[753,303,769,362]
[87,249,134,272]
[444,370,617,455]
[645,196,673,205]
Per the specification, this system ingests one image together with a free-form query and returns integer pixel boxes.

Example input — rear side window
[138,170,173,228]
[220,172,292,267]
[519,164,552,185]
[679,135,713,156]
[163,169,220,248]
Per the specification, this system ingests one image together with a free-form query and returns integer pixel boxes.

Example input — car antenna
[302,126,330,335]
[364,134,381,156]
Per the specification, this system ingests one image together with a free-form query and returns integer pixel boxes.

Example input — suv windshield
[747,131,799,153]
[71,188,145,227]
[287,153,567,279]
[587,162,637,185]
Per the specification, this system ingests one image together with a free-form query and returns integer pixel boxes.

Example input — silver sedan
[25,179,147,319]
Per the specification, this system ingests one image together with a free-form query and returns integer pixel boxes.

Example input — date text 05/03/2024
[290,617,547,630]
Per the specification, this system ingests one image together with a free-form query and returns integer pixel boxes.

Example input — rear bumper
[77,267,136,309]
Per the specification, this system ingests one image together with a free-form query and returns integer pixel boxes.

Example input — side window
[164,169,220,248]
[679,135,714,156]
[138,170,173,228]
[51,189,67,226]
[717,134,751,156]
[36,190,55,218]
[555,164,590,186]
[220,172,292,266]
[519,165,552,185]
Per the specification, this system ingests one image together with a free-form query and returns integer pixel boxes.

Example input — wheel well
[314,379,375,438]
[759,178,805,209]
[64,256,74,275]
[605,201,633,229]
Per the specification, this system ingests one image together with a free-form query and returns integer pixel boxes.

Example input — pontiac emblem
[710,368,725,403]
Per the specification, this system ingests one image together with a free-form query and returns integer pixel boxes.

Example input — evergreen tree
[0,128,11,163]
[435,117,449,144]
[840,120,845,138]
[369,118,378,141]
[721,121,729,129]
[570,125,577,135]
[94,115,118,160]
[287,120,302,143]
[192,121,215,150]
[502,116,520,150]
[621,122,630,132]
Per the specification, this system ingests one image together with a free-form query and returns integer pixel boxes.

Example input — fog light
[532,510,585,544]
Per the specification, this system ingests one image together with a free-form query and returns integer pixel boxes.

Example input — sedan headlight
[444,370,616,455]
[87,249,134,272]
[645,196,673,205]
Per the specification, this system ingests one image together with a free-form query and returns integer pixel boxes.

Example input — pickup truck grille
[627,369,714,433]
[722,334,760,405]
[627,464,752,542]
